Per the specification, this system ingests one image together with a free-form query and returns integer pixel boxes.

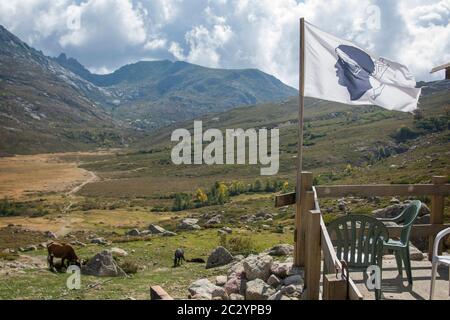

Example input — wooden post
[428,176,447,260]
[323,273,348,300]
[294,17,307,267]
[150,285,173,300]
[295,172,313,266]
[305,206,321,300]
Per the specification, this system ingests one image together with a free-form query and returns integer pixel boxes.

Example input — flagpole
[295,17,305,267]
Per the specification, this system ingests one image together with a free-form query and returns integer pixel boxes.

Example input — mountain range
[0,24,297,154]
[54,54,297,129]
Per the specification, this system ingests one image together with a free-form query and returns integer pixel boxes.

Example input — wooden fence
[275,173,450,300]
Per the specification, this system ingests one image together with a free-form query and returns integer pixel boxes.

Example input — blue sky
[0,0,449,87]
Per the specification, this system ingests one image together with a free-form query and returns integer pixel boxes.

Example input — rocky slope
[0,25,134,154]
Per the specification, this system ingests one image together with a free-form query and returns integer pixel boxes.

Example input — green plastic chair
[379,200,422,285]
[328,215,389,300]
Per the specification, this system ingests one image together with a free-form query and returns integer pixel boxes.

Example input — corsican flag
[304,21,421,112]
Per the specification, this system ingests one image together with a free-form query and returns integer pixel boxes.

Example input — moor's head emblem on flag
[335,45,391,101]
[335,45,375,101]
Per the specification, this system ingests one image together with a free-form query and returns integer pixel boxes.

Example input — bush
[119,259,139,274]
[219,234,255,256]
[391,126,419,142]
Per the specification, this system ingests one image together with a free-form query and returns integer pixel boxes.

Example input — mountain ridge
[53,52,298,129]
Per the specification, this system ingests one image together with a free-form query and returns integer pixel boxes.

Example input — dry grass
[0,152,103,199]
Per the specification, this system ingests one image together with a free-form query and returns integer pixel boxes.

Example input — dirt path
[66,170,99,196]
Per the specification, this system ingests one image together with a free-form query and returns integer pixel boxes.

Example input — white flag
[304,21,421,112]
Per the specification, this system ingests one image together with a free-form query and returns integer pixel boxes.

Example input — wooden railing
[275,173,450,300]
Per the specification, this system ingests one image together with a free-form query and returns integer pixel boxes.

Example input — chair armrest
[433,227,450,258]
[377,216,403,224]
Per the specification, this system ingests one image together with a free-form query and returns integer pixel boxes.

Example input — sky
[0,0,449,88]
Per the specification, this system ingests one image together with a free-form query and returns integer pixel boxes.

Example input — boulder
[283,274,304,287]
[23,245,37,252]
[81,250,126,277]
[268,290,284,300]
[229,293,245,300]
[215,275,227,286]
[267,244,294,256]
[224,276,245,295]
[206,246,234,269]
[221,227,233,234]
[211,287,228,300]
[267,274,281,288]
[245,279,276,300]
[243,254,273,281]
[178,218,201,230]
[162,231,177,237]
[126,229,141,236]
[111,247,128,257]
[270,261,293,278]
[70,240,87,247]
[148,224,166,234]
[390,197,400,204]
[188,279,225,300]
[90,237,107,245]
[205,215,222,226]
[228,260,244,277]
[281,284,297,295]
[44,231,57,239]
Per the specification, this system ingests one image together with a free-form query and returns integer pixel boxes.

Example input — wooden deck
[348,254,450,300]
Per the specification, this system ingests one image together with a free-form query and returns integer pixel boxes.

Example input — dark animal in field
[47,242,81,271]
[187,258,206,263]
[173,248,186,267]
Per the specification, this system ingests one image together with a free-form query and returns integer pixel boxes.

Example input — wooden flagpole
[294,17,306,266]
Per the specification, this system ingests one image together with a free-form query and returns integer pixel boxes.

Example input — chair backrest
[328,215,389,268]
[398,200,422,245]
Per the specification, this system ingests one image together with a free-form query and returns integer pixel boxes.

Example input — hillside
[0,26,135,155]
[54,54,297,129]
[75,80,449,199]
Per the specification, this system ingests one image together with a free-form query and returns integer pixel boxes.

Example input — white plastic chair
[430,227,450,300]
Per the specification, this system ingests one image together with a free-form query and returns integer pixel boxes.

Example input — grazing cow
[47,242,80,271]
[173,248,185,267]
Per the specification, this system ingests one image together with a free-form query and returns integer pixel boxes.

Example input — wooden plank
[316,184,450,198]
[150,285,173,300]
[431,62,450,73]
[429,176,447,260]
[275,192,296,207]
[305,209,321,300]
[323,274,348,300]
[276,183,450,206]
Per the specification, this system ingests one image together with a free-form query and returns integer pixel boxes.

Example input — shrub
[391,126,419,142]
[119,259,139,274]
[219,234,255,256]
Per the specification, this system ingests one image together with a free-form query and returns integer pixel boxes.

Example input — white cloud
[0,0,448,86]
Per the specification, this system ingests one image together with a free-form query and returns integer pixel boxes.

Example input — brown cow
[47,242,81,271]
